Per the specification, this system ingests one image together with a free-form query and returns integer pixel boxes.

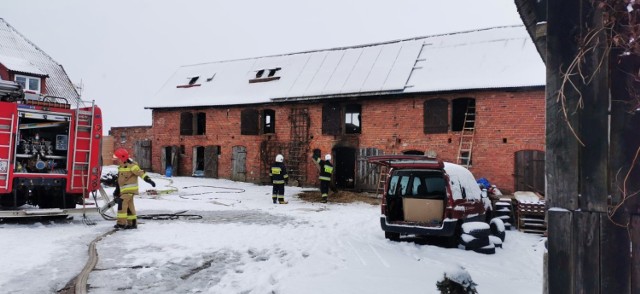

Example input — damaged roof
[147,25,545,109]
[0,18,79,102]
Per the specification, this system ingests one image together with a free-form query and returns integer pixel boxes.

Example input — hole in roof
[268,67,281,77]
[256,70,265,79]
[188,76,199,85]
[206,74,216,82]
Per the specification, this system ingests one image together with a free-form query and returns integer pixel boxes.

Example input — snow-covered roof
[0,18,79,101]
[148,25,545,109]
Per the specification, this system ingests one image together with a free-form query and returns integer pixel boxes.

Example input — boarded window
[322,103,341,135]
[451,98,475,132]
[344,104,361,134]
[424,99,448,134]
[196,112,206,135]
[241,109,260,135]
[180,112,193,135]
[262,109,275,134]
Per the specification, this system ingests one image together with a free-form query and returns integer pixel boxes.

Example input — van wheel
[385,232,400,241]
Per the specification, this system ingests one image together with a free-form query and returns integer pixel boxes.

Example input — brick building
[118,25,545,194]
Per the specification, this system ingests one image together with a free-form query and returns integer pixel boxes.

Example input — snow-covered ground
[0,166,545,293]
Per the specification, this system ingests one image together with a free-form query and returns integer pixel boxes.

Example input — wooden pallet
[517,200,546,234]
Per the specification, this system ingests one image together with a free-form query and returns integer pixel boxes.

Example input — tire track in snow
[346,240,367,266]
[368,244,390,268]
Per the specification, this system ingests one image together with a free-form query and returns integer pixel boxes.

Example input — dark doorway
[161,146,180,176]
[333,146,356,189]
[204,145,219,178]
[514,150,545,194]
[192,146,205,176]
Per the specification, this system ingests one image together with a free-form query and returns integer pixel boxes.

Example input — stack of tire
[493,199,514,230]
[459,218,506,254]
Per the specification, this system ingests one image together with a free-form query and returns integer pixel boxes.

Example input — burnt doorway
[134,139,152,170]
[204,145,219,178]
[161,146,179,176]
[514,150,545,194]
[192,146,205,176]
[231,146,247,182]
[333,146,356,189]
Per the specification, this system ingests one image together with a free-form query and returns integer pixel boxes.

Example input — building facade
[116,25,546,194]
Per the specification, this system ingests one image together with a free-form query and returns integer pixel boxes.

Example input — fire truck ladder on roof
[70,100,96,191]
[0,113,15,190]
[457,101,476,168]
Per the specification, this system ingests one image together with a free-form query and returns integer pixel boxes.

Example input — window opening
[262,109,275,134]
[120,132,126,143]
[241,109,260,135]
[322,103,341,135]
[344,104,361,134]
[424,98,448,134]
[180,112,194,135]
[15,75,41,93]
[196,112,206,135]
[451,98,475,132]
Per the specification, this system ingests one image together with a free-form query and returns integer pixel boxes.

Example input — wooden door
[134,139,151,170]
[231,146,246,181]
[356,147,383,191]
[204,145,219,178]
[514,150,545,194]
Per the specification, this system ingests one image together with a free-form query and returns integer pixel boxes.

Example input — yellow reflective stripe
[319,176,331,181]
[324,166,333,173]
[117,213,127,218]
[273,180,285,184]
[119,167,132,172]
[283,174,288,178]
[140,173,148,179]
[127,215,137,220]
[271,167,281,175]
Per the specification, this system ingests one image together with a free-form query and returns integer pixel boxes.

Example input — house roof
[0,18,79,101]
[147,25,545,109]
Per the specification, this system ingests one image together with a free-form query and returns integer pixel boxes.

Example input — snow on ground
[0,166,545,293]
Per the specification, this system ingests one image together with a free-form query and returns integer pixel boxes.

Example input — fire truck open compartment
[15,110,71,174]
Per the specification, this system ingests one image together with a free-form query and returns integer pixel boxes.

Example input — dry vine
[584,0,640,229]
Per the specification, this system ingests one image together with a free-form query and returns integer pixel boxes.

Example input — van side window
[388,176,399,196]
[399,176,410,196]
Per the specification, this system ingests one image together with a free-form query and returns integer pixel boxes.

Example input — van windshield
[387,170,446,199]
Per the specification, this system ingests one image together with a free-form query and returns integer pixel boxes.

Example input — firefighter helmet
[276,154,284,163]
[114,148,129,162]
[324,154,332,161]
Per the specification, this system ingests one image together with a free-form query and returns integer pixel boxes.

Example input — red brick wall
[109,126,152,162]
[148,89,545,193]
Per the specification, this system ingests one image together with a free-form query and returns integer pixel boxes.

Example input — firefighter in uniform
[313,152,333,203]
[113,148,155,229]
[269,154,289,204]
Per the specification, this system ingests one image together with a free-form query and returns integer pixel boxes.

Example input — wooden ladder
[457,101,476,167]
[375,166,388,198]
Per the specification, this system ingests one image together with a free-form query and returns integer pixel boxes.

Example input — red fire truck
[0,80,102,215]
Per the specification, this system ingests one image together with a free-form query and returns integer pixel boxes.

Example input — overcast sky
[2,0,523,132]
